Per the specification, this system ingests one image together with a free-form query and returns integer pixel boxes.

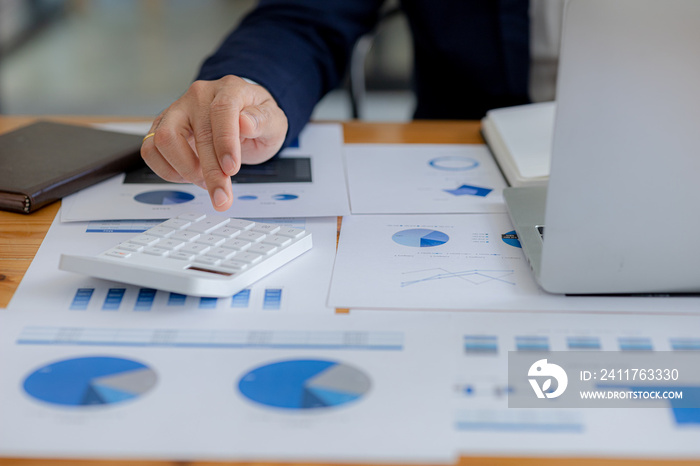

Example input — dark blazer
[197,0,530,148]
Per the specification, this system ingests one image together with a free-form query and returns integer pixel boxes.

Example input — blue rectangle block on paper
[199,297,218,309]
[567,336,601,350]
[70,288,94,310]
[263,289,282,310]
[618,337,653,351]
[102,288,126,311]
[671,338,700,351]
[444,184,493,197]
[464,335,498,354]
[231,289,251,308]
[168,293,187,306]
[516,336,550,352]
[134,288,157,311]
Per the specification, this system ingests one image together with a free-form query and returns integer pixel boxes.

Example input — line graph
[400,268,516,288]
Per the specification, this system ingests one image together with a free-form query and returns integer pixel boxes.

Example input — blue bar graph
[70,288,94,310]
[618,337,653,351]
[134,288,157,311]
[167,293,187,306]
[199,297,218,309]
[263,289,283,310]
[516,336,550,352]
[464,335,498,355]
[670,338,700,351]
[567,336,601,350]
[102,288,126,311]
[231,289,251,308]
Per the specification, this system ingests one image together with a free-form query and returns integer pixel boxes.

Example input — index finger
[209,82,249,177]
[191,107,235,212]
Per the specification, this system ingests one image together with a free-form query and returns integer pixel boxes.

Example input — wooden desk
[0,116,694,466]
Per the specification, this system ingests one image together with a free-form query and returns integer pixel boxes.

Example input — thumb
[238,102,288,164]
[239,106,268,139]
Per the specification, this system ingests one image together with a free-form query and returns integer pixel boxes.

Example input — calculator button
[169,251,195,261]
[251,223,281,235]
[105,250,131,259]
[143,247,169,257]
[157,239,185,250]
[117,242,144,252]
[171,230,201,242]
[145,226,176,238]
[248,243,278,256]
[193,256,220,266]
[221,239,251,251]
[276,227,305,239]
[180,243,211,255]
[262,235,292,247]
[238,231,266,243]
[235,252,264,264]
[195,235,226,247]
[177,213,206,222]
[130,235,160,246]
[161,218,192,229]
[205,248,236,260]
[211,226,241,238]
[220,259,248,271]
[227,219,255,230]
[188,216,230,233]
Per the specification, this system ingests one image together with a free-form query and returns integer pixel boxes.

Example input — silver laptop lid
[538,0,700,293]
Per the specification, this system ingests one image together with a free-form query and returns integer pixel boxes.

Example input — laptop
[504,0,700,294]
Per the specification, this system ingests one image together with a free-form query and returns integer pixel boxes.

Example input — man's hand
[141,75,288,211]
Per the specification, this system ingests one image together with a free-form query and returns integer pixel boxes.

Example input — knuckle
[187,80,211,100]
[219,74,243,87]
[193,126,214,144]
[209,94,238,115]
[160,168,184,183]
[201,163,224,180]
[152,127,177,149]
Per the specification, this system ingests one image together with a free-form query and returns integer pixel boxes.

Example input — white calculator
[59,213,312,297]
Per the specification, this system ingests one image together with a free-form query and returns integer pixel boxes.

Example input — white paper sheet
[61,124,350,221]
[9,210,338,314]
[0,311,456,462]
[444,311,700,458]
[328,214,700,313]
[344,144,508,214]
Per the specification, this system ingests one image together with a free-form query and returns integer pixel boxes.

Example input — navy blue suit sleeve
[197,0,385,148]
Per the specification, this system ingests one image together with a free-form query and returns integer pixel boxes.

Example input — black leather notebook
[0,121,145,213]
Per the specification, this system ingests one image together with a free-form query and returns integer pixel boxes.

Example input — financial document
[443,311,700,458]
[344,144,507,214]
[10,210,338,314]
[61,123,350,221]
[328,214,700,313]
[0,311,456,462]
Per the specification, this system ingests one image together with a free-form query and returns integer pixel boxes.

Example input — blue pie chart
[23,356,157,407]
[272,194,299,201]
[392,228,449,248]
[238,359,371,410]
[501,230,522,248]
[428,156,479,171]
[134,190,195,205]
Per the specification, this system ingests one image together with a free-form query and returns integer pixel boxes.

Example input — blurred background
[0,0,414,121]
